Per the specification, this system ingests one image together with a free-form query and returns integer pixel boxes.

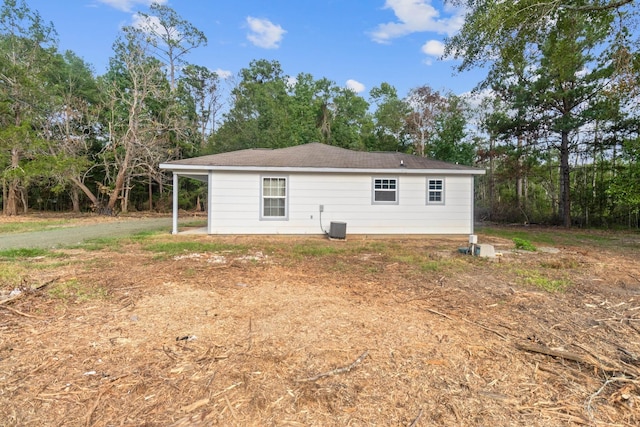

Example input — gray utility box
[329,221,347,239]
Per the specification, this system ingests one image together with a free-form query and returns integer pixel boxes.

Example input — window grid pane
[427,179,444,204]
[373,178,398,203]
[262,177,287,218]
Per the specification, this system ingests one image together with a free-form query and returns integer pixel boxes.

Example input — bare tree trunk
[121,175,131,214]
[6,180,19,216]
[20,188,28,214]
[70,187,80,212]
[107,148,131,212]
[516,135,523,212]
[489,137,495,221]
[70,177,99,207]
[2,180,6,215]
[560,131,571,228]
[6,148,21,216]
[148,173,153,211]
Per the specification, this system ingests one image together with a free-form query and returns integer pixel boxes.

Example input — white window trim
[426,177,445,205]
[372,176,399,205]
[260,175,289,220]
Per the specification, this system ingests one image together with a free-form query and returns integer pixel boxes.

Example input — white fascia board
[159,164,486,176]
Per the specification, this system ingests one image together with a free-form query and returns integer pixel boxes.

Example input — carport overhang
[159,166,211,235]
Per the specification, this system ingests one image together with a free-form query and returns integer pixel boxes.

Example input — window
[261,176,288,219]
[427,178,444,204]
[373,177,398,204]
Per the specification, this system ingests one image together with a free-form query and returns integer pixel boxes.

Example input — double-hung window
[372,177,398,204]
[427,178,445,204]
[261,176,288,219]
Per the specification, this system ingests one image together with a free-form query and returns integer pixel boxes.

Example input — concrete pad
[478,244,496,258]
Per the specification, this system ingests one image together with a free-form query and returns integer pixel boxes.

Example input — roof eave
[159,164,486,175]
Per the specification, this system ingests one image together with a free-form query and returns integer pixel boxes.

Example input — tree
[135,2,207,91]
[214,59,291,151]
[445,0,636,79]
[179,64,222,150]
[42,50,102,212]
[329,87,373,150]
[287,73,333,145]
[369,83,410,152]
[0,0,57,215]
[428,95,475,166]
[446,1,621,227]
[99,26,171,214]
[405,86,445,156]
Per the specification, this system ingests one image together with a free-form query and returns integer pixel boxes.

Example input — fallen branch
[296,350,369,383]
[515,341,639,378]
[0,277,59,306]
[426,308,453,320]
[460,317,508,340]
[408,408,423,427]
[425,307,507,340]
[0,304,45,319]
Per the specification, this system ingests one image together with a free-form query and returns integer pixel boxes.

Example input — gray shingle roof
[162,142,483,172]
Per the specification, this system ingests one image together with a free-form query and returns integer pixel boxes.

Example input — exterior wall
[207,171,475,235]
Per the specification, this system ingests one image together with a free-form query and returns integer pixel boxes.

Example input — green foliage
[0,264,22,288]
[214,60,376,152]
[513,237,536,251]
[448,0,633,228]
[369,82,411,152]
[428,95,475,165]
[516,269,570,292]
[290,243,343,258]
[0,219,69,233]
[0,248,54,259]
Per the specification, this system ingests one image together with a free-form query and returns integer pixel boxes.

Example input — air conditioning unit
[329,221,347,239]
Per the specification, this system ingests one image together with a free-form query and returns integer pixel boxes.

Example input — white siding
[207,171,475,235]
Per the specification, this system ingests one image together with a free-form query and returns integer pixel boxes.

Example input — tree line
[1,0,638,228]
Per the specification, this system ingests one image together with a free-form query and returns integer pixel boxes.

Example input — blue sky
[26,0,487,100]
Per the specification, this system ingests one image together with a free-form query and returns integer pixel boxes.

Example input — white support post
[470,177,475,235]
[172,173,179,235]
[207,171,213,234]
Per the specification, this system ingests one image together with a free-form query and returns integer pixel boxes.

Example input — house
[159,142,485,236]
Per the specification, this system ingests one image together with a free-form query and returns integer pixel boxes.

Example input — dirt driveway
[0,217,173,250]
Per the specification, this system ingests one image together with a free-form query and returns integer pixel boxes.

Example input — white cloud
[214,68,232,80]
[346,79,366,93]
[98,0,166,13]
[370,0,464,44]
[422,39,444,57]
[246,17,286,49]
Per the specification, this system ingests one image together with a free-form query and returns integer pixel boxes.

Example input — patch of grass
[0,220,69,234]
[180,219,207,228]
[479,227,556,245]
[479,225,639,252]
[129,230,161,242]
[142,240,248,257]
[540,259,579,269]
[391,253,421,264]
[290,243,343,258]
[515,269,570,292]
[420,260,443,272]
[513,238,536,252]
[48,278,109,302]
[73,237,123,251]
[0,248,58,259]
[0,265,24,288]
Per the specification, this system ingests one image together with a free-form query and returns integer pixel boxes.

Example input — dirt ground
[1,214,640,426]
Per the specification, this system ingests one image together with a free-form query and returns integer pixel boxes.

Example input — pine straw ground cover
[1,222,640,426]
